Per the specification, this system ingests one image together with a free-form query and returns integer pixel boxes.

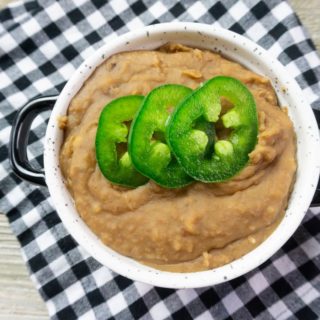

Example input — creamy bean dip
[60,44,296,272]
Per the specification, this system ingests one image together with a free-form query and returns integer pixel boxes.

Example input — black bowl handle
[9,96,58,186]
[310,109,320,207]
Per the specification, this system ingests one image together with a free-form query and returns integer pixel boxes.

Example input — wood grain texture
[0,0,12,8]
[0,0,319,319]
[290,0,320,51]
[0,215,48,319]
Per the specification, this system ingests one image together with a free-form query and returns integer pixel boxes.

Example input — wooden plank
[0,215,48,319]
[0,0,13,8]
[290,0,320,51]
[0,0,319,319]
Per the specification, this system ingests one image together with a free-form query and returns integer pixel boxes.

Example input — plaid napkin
[1,0,320,319]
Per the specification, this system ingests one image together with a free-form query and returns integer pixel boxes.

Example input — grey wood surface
[0,0,319,318]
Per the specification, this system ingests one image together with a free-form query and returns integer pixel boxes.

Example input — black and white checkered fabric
[1,0,320,319]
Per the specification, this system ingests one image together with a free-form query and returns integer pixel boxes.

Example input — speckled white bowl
[44,22,320,288]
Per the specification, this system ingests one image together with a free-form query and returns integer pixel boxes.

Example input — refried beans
[59,44,296,272]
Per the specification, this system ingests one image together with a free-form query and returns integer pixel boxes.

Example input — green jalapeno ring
[128,84,194,188]
[166,76,258,182]
[95,95,149,188]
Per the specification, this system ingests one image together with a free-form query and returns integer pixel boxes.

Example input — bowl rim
[44,22,320,289]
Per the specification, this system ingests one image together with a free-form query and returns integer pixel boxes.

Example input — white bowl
[44,22,320,289]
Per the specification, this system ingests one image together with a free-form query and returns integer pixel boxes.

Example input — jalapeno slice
[166,76,258,182]
[128,85,193,188]
[95,95,148,188]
